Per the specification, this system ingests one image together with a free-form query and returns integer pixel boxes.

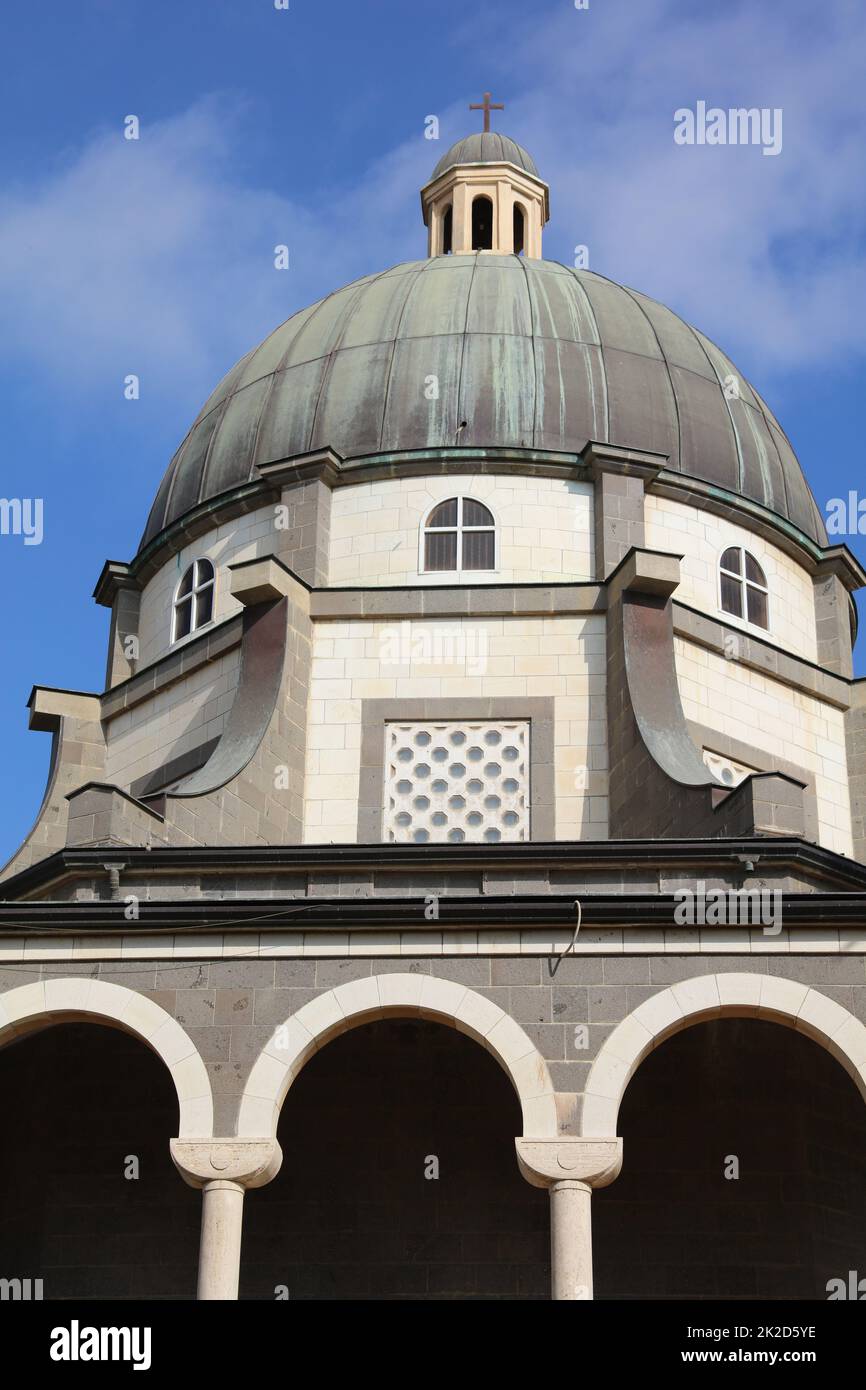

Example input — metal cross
[469,91,504,133]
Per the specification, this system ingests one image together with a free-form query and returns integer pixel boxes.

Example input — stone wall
[645,494,819,663]
[305,614,608,842]
[675,638,853,856]
[135,480,328,671]
[328,473,594,587]
[104,648,242,789]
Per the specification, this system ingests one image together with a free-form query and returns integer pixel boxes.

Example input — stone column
[516,1137,622,1301]
[198,1181,247,1300]
[583,441,663,581]
[812,549,863,680]
[92,560,142,688]
[171,1139,283,1301]
[549,1180,594,1300]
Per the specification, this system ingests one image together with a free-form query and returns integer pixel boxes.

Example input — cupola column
[452,180,472,256]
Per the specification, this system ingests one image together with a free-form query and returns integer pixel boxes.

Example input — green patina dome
[429,131,541,182]
[141,256,827,550]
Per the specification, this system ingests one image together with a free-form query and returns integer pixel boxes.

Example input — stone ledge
[229,555,311,609]
[311,582,605,620]
[607,547,682,601]
[27,687,102,733]
[673,602,851,710]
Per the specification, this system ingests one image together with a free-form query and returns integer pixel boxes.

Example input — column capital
[171,1138,282,1190]
[515,1137,622,1190]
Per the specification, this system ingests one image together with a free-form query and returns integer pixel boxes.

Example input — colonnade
[171,1135,623,1301]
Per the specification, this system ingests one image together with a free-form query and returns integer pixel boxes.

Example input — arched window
[719,547,768,629]
[441,204,453,256]
[172,558,215,642]
[471,196,493,251]
[422,498,495,573]
[513,203,526,256]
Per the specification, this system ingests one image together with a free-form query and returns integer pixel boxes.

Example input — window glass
[462,499,493,527]
[744,552,766,586]
[428,498,458,527]
[424,531,458,572]
[720,571,743,617]
[422,498,495,573]
[462,529,495,570]
[746,585,768,629]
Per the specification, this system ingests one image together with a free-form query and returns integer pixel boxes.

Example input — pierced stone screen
[384,721,530,844]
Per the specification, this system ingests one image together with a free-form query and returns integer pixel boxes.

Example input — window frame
[717,545,770,632]
[419,496,498,577]
[171,557,216,645]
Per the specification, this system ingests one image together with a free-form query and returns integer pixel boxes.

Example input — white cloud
[0,97,429,411]
[0,0,864,424]
[482,0,866,373]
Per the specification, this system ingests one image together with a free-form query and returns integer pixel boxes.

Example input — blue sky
[1,0,865,863]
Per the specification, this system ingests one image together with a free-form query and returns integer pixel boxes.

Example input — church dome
[430,132,540,181]
[141,256,827,551]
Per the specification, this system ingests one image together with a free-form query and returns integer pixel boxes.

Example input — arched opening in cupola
[471,196,493,251]
[513,203,526,256]
[441,205,453,255]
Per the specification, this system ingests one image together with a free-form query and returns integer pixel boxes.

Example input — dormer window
[172,558,215,642]
[719,547,769,630]
[422,498,496,573]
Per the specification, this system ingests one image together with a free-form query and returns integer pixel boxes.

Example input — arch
[441,203,453,255]
[513,201,526,256]
[238,974,557,1139]
[582,972,866,1136]
[471,195,493,250]
[0,978,213,1137]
